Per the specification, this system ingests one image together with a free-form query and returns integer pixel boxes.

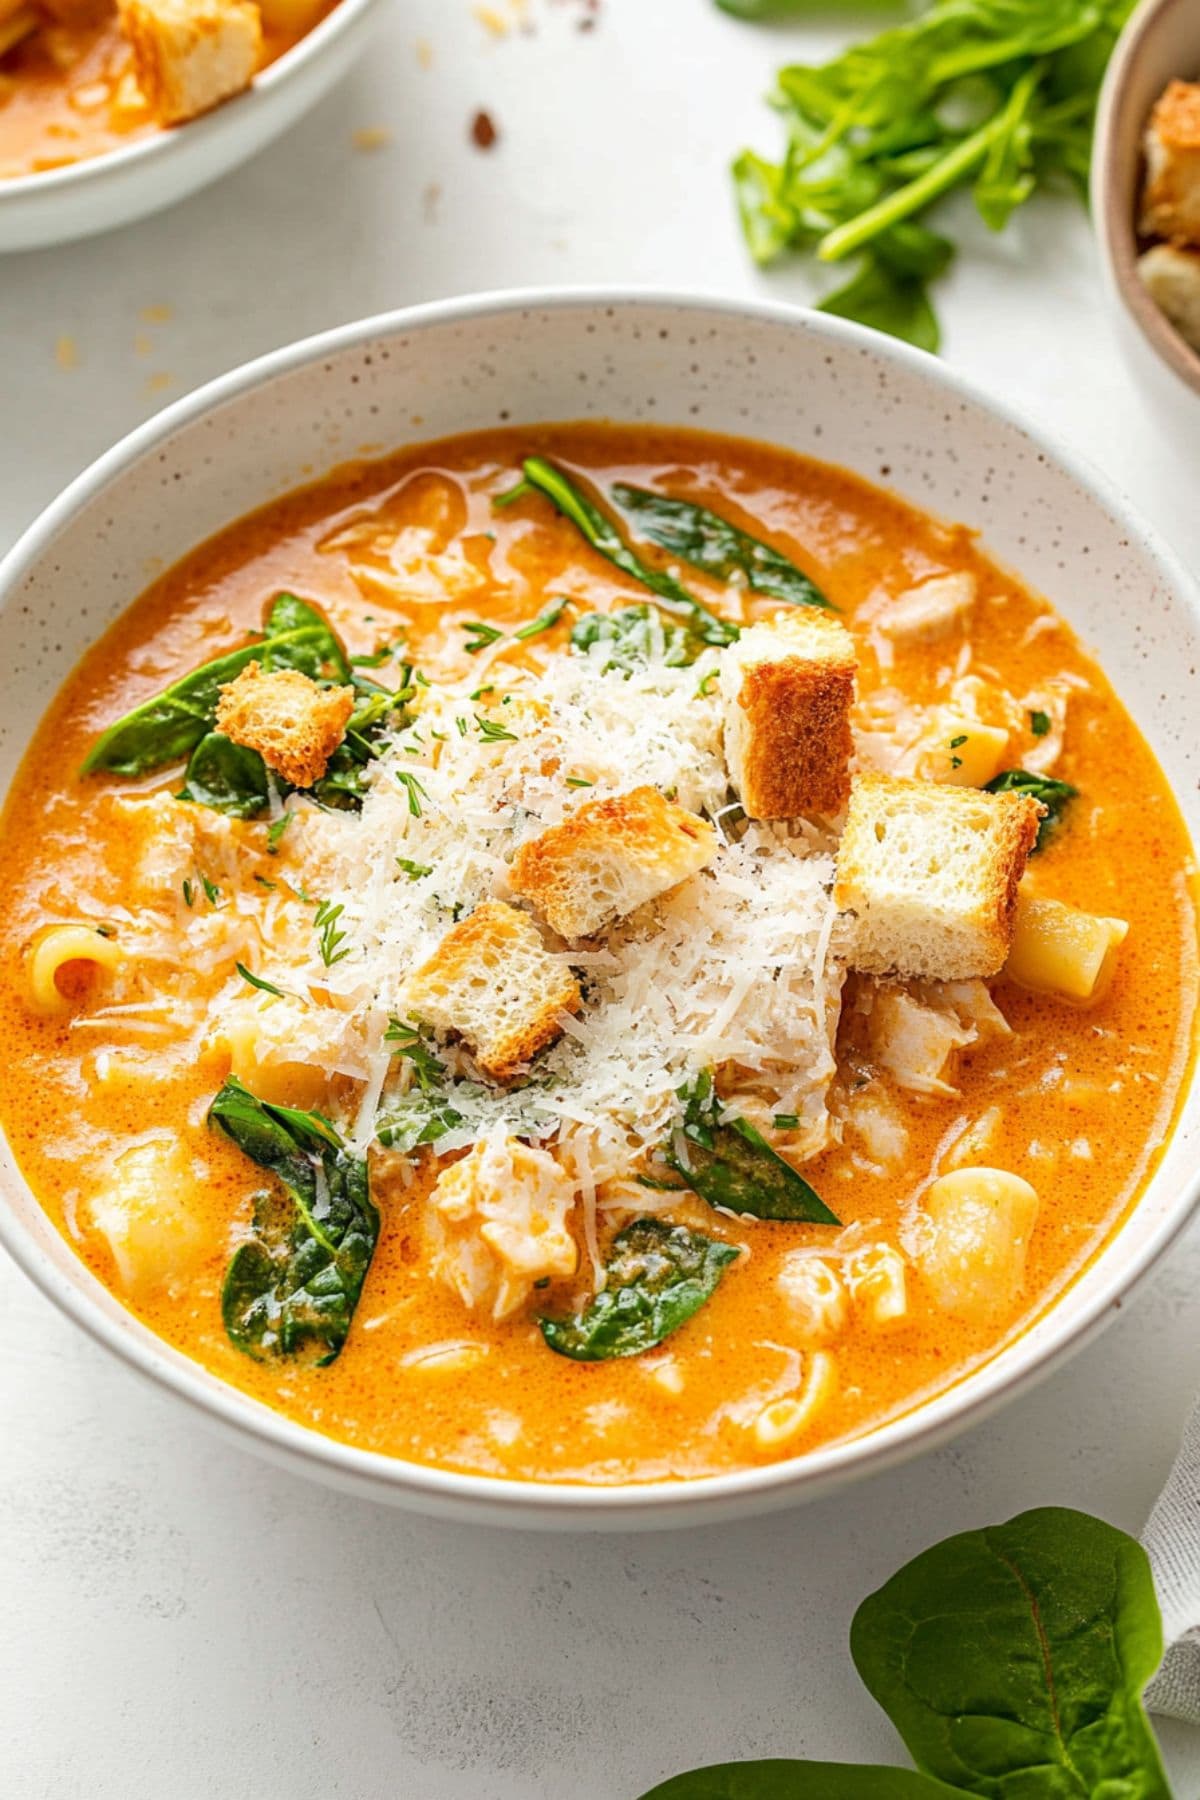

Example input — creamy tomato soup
[0,423,1194,1485]
[0,0,334,180]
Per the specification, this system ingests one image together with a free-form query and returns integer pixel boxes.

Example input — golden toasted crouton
[509,786,716,940]
[720,610,857,820]
[878,572,976,646]
[404,900,580,1080]
[117,0,261,126]
[1141,80,1200,246]
[1138,243,1200,354]
[833,772,1041,981]
[215,662,353,789]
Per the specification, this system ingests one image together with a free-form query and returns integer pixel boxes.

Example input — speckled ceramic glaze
[0,0,388,253]
[1,291,1197,1528]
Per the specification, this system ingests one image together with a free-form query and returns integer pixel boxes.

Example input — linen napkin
[1145,1396,1200,1721]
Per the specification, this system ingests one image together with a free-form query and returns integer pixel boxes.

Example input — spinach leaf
[984,768,1077,850]
[210,1075,378,1366]
[570,605,705,674]
[818,224,955,354]
[612,484,833,612]
[540,1217,739,1361]
[375,1092,467,1153]
[639,1762,961,1798]
[83,594,352,778]
[664,1073,840,1225]
[178,732,271,817]
[851,1507,1171,1799]
[501,457,739,649]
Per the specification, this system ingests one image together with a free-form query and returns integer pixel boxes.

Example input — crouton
[509,786,716,940]
[877,572,976,646]
[404,900,580,1079]
[117,0,261,126]
[1141,80,1200,246]
[720,610,857,819]
[833,772,1041,981]
[215,662,353,790]
[426,1130,578,1321]
[1138,243,1200,355]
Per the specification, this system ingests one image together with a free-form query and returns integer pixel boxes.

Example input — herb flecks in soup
[0,0,334,181]
[1,423,1194,1486]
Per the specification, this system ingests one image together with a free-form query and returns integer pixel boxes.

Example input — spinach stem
[817,70,1038,264]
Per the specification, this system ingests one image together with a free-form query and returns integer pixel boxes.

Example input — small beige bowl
[1093,0,1200,406]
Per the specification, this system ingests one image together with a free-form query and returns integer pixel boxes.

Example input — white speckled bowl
[0,291,1197,1528]
[0,0,388,253]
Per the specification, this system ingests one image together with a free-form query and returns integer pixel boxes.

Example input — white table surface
[3,2,1200,1794]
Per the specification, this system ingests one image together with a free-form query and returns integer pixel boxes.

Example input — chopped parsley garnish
[949,734,968,748]
[772,1113,800,1130]
[266,813,293,855]
[395,770,429,817]
[385,1017,446,1090]
[314,900,351,967]
[514,598,569,640]
[200,871,221,906]
[182,879,194,908]
[235,962,287,999]
[696,669,720,697]
[565,776,594,788]
[1030,709,1051,737]
[463,621,504,654]
[475,714,518,743]
[396,856,433,880]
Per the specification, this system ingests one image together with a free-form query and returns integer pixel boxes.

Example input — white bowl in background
[1093,0,1200,428]
[0,0,388,253]
[0,289,1197,1528]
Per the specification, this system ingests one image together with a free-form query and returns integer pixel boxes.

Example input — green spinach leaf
[540,1217,739,1361]
[570,605,706,673]
[500,457,739,648]
[83,593,352,778]
[664,1073,840,1225]
[611,484,834,612]
[210,1076,378,1366]
[984,767,1077,850]
[851,1507,1171,1799]
[178,732,272,817]
[639,1762,961,1798]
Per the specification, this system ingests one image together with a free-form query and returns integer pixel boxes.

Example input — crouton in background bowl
[1093,0,1200,422]
[0,0,387,251]
[0,289,1198,1528]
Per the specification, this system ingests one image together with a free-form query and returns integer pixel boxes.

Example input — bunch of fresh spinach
[210,1077,379,1366]
[83,592,410,819]
[638,1506,1173,1797]
[725,0,1135,351]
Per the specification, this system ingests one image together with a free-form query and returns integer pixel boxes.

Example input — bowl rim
[2,284,1199,1523]
[0,0,385,203]
[1093,0,1200,399]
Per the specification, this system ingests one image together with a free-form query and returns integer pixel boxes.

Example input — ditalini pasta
[0,422,1195,1485]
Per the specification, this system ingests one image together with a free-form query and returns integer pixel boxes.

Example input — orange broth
[0,421,1194,1485]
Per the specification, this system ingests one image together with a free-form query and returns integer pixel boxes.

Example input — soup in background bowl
[1,293,1197,1528]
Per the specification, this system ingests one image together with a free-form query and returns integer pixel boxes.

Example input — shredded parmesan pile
[81,634,849,1213]
[283,639,848,1168]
